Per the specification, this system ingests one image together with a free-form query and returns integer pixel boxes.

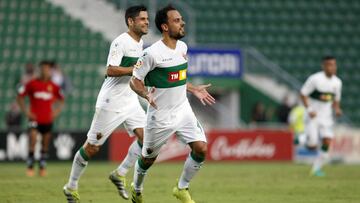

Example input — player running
[300,56,342,177]
[63,5,149,203]
[129,5,216,203]
[17,60,65,177]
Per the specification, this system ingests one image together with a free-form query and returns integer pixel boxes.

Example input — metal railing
[244,47,353,126]
[244,47,302,90]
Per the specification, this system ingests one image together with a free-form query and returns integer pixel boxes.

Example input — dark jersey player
[17,60,64,177]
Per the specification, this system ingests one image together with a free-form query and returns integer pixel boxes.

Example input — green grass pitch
[1,162,359,203]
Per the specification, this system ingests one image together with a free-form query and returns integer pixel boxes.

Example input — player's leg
[26,121,38,177]
[109,107,145,199]
[179,141,207,188]
[305,118,323,176]
[131,127,174,202]
[311,124,334,176]
[109,128,143,200]
[113,108,145,176]
[115,128,143,176]
[131,155,156,203]
[174,115,207,203]
[38,123,52,176]
[305,118,319,151]
[64,108,125,202]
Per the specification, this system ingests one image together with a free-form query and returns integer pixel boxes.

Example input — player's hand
[308,111,317,119]
[146,87,157,109]
[52,109,61,119]
[193,84,216,106]
[335,108,343,117]
[26,110,36,120]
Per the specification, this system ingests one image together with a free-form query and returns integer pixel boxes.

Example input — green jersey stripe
[120,56,139,67]
[145,63,188,88]
[309,90,335,102]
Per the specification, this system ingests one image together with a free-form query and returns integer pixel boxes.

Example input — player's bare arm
[187,83,216,106]
[130,76,157,109]
[333,100,342,117]
[16,95,36,120]
[300,93,316,118]
[52,99,65,119]
[106,65,134,77]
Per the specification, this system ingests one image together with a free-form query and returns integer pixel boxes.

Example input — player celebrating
[63,5,149,202]
[130,5,215,203]
[300,56,342,177]
[17,60,64,177]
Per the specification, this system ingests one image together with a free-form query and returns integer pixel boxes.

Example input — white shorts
[305,117,334,147]
[87,105,146,146]
[142,104,206,158]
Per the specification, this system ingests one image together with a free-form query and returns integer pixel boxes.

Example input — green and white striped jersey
[133,40,188,126]
[96,32,143,112]
[301,71,342,122]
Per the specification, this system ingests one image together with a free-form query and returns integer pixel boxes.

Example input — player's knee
[143,157,156,167]
[199,145,207,157]
[193,144,207,160]
[317,138,331,152]
[84,143,100,157]
[306,145,317,151]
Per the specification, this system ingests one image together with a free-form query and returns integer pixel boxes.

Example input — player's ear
[128,17,134,27]
[161,23,168,32]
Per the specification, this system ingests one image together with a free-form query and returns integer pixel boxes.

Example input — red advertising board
[109,129,293,162]
[330,128,360,164]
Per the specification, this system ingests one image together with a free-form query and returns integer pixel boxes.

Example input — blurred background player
[288,101,306,146]
[16,60,65,177]
[130,5,215,203]
[300,56,342,177]
[4,101,23,132]
[63,5,149,203]
[50,60,73,96]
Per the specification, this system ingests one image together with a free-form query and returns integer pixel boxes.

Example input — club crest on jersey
[47,85,52,92]
[168,70,187,82]
[134,60,143,69]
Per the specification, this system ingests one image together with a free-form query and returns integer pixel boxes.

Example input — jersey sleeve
[106,39,124,67]
[179,41,188,56]
[182,41,188,54]
[54,84,65,100]
[335,80,342,102]
[133,50,156,81]
[300,75,315,96]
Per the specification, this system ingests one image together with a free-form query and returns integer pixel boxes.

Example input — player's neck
[127,30,141,42]
[40,76,51,82]
[162,35,177,50]
[324,72,333,78]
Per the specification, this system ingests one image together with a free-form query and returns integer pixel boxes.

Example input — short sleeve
[335,80,342,102]
[106,40,124,66]
[300,75,315,96]
[132,50,156,81]
[178,41,188,57]
[54,85,65,100]
[182,41,188,54]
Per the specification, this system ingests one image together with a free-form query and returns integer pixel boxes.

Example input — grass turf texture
[0,162,359,203]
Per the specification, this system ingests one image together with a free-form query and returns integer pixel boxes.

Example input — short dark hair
[322,56,336,62]
[125,5,147,27]
[39,60,52,68]
[155,4,177,33]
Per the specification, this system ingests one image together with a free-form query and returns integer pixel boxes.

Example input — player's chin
[141,29,149,35]
[179,32,185,38]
